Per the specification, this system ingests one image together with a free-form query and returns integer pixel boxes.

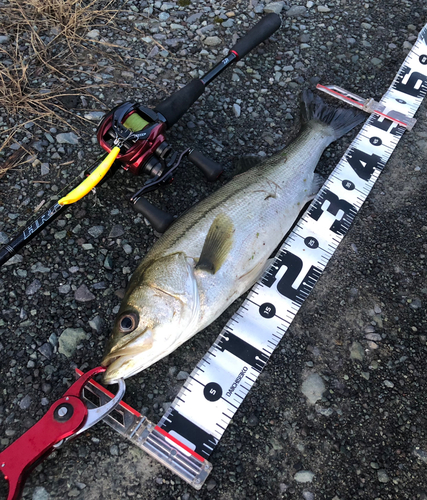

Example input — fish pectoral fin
[195,213,234,274]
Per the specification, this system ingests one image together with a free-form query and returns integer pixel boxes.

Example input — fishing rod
[0,13,281,268]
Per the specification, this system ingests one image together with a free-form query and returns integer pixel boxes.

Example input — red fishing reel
[97,102,168,176]
[96,101,224,232]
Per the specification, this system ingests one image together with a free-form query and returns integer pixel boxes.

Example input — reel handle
[188,149,223,181]
[132,197,174,233]
[230,13,281,59]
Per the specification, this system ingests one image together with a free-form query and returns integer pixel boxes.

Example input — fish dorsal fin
[233,156,263,177]
[196,213,234,274]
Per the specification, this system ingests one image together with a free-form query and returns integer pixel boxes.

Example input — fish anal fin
[196,214,234,274]
[307,173,325,200]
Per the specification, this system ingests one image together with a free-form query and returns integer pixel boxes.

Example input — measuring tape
[81,23,427,489]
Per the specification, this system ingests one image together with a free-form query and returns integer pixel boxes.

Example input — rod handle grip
[154,79,205,129]
[230,13,281,59]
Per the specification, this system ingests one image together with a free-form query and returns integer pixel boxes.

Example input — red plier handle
[0,366,125,500]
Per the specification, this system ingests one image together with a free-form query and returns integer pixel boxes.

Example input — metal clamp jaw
[0,367,125,500]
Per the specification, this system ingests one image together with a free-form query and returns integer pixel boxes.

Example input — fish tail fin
[301,89,365,140]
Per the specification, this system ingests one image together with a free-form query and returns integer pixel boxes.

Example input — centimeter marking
[157,25,427,460]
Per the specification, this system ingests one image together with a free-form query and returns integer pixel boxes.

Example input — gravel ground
[1,1,427,499]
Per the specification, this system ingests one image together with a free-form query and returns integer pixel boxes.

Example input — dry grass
[0,0,124,172]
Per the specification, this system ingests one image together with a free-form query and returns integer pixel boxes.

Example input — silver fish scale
[155,23,427,467]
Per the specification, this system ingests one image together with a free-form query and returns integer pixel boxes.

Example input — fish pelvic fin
[195,213,234,274]
[301,89,365,140]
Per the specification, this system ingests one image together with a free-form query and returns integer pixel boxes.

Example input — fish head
[102,253,199,383]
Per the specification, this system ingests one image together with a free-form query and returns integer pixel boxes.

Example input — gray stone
[160,2,175,10]
[19,395,32,410]
[317,5,331,12]
[32,486,50,500]
[222,19,234,28]
[58,283,71,294]
[4,254,23,265]
[41,163,50,176]
[88,225,104,238]
[26,279,42,296]
[84,111,105,121]
[365,333,382,341]
[148,46,159,58]
[123,244,132,255]
[301,373,326,404]
[176,370,189,381]
[303,492,315,500]
[204,36,222,46]
[377,469,390,483]
[104,255,113,270]
[54,230,67,240]
[187,12,203,24]
[31,262,51,273]
[0,231,9,244]
[58,328,86,357]
[159,12,170,21]
[87,29,100,39]
[75,284,95,302]
[286,5,307,16]
[294,470,315,483]
[89,315,104,332]
[0,36,10,44]
[108,224,125,238]
[350,341,365,361]
[264,1,285,14]
[56,132,80,145]
[38,342,54,359]
[233,103,241,118]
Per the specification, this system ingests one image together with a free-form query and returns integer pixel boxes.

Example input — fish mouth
[101,330,154,383]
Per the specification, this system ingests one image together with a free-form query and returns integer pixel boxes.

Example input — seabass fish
[102,90,364,383]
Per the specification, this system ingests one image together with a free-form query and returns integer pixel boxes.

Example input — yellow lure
[58,146,120,206]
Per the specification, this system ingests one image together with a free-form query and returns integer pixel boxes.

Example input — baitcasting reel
[97,101,223,232]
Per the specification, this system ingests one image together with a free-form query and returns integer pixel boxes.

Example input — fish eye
[119,312,139,333]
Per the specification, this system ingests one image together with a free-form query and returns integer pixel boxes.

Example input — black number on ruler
[160,409,217,458]
[304,236,319,249]
[216,332,268,372]
[262,251,322,304]
[342,180,355,190]
[394,65,427,97]
[420,54,427,65]
[308,189,356,235]
[370,114,403,136]
[346,148,382,180]
[204,382,222,402]
[369,136,382,146]
[259,302,276,318]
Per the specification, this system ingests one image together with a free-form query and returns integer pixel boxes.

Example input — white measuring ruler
[80,23,427,489]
